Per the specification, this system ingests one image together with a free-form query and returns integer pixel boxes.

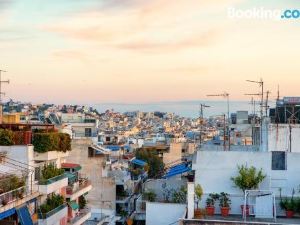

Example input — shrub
[79,195,87,209]
[135,149,164,178]
[40,194,64,214]
[206,193,219,207]
[172,186,187,204]
[0,129,14,146]
[231,165,266,193]
[41,163,64,180]
[219,192,231,208]
[33,132,71,153]
[0,175,25,193]
[280,188,297,211]
[143,190,156,202]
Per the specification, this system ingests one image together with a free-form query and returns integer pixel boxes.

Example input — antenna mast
[0,70,10,124]
[199,103,210,145]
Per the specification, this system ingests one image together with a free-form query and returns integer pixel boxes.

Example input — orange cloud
[52,50,88,62]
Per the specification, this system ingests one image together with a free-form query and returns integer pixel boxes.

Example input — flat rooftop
[182,215,300,225]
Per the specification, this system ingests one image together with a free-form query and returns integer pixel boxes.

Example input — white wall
[193,150,300,215]
[268,124,300,152]
[146,202,186,225]
[0,145,35,188]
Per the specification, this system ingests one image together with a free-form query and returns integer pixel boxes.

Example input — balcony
[66,179,92,201]
[0,186,39,214]
[34,151,70,161]
[67,209,91,225]
[38,203,68,225]
[38,174,68,195]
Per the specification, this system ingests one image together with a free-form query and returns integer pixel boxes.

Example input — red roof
[61,163,81,169]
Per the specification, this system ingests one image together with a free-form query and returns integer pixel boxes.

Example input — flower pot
[286,210,294,218]
[194,209,203,219]
[241,205,250,216]
[206,206,215,216]
[2,199,8,206]
[221,207,230,217]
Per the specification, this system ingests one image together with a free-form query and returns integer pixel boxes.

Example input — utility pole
[246,79,264,148]
[199,103,210,145]
[0,70,9,124]
[223,114,226,151]
[265,91,270,117]
[207,92,230,150]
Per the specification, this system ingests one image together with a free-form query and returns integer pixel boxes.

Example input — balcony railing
[66,179,91,195]
[68,209,91,224]
[0,186,28,207]
[38,174,67,185]
[38,203,67,219]
[135,195,146,213]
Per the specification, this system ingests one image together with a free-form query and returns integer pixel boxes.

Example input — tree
[231,165,266,193]
[194,184,203,209]
[135,149,164,178]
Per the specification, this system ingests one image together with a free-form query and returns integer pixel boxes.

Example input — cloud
[42,0,236,54]
[116,30,220,52]
[52,50,88,62]
[0,0,13,11]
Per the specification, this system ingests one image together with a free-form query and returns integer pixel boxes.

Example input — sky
[0,0,300,104]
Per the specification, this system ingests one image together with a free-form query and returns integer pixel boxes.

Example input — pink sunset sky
[0,0,299,104]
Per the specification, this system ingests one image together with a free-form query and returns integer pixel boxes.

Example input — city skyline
[0,0,300,104]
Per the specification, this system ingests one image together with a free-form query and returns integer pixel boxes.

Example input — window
[272,151,287,170]
[85,128,92,137]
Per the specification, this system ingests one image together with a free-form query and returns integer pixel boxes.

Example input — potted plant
[194,184,203,218]
[231,165,266,216]
[205,193,219,216]
[219,192,231,217]
[279,188,296,218]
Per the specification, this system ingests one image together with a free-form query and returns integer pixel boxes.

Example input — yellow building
[2,113,21,124]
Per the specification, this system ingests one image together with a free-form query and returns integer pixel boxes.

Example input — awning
[131,158,147,167]
[64,172,77,183]
[69,201,79,210]
[61,163,82,172]
[163,163,191,178]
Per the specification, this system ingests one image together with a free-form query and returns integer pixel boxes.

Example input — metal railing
[68,209,91,224]
[38,203,67,219]
[0,186,28,207]
[66,180,91,195]
[38,173,67,185]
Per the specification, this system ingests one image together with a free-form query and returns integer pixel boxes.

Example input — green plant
[219,192,231,208]
[231,165,266,193]
[172,186,187,204]
[0,175,25,193]
[0,129,14,146]
[195,184,203,209]
[33,132,71,153]
[40,194,64,214]
[79,195,87,209]
[143,190,156,202]
[41,163,64,180]
[119,209,128,218]
[135,149,164,178]
[206,193,219,207]
[280,188,296,211]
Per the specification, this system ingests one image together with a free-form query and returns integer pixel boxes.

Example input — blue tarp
[131,158,147,167]
[163,163,191,178]
[17,205,33,225]
[0,208,16,220]
[105,145,120,151]
[105,145,130,151]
